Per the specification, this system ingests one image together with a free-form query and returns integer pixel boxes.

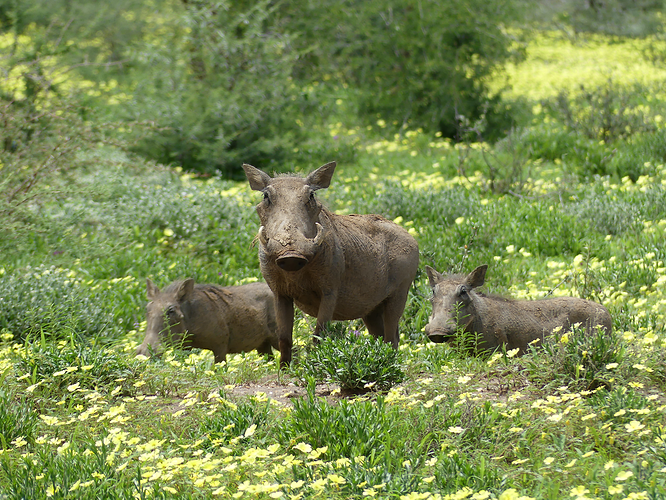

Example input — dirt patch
[225,375,340,406]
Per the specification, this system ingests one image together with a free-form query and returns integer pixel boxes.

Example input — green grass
[1,30,666,500]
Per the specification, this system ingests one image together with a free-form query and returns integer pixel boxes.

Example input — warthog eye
[166,306,177,317]
[309,191,316,203]
[263,191,270,204]
[458,285,470,301]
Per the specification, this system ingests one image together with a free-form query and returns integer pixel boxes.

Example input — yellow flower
[625,420,645,433]
[293,442,312,454]
[615,470,634,481]
[569,486,589,497]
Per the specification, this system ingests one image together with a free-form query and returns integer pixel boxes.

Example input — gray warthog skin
[243,161,420,366]
[136,279,278,363]
[424,264,612,353]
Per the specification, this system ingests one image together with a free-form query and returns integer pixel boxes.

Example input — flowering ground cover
[1,30,666,500]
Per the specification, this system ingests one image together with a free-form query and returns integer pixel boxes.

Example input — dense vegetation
[2,1,666,499]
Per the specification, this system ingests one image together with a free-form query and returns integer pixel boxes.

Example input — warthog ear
[146,278,159,300]
[243,164,272,191]
[306,161,336,190]
[466,265,488,289]
[177,278,195,302]
[424,265,443,288]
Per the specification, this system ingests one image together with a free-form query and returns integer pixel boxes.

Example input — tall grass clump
[15,335,143,393]
[0,443,165,500]
[199,397,270,446]
[280,390,393,460]
[524,324,625,390]
[0,389,38,449]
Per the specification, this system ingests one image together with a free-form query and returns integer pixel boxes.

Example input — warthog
[243,161,420,366]
[424,264,612,353]
[136,279,278,363]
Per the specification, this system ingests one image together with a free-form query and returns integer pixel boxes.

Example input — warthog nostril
[276,253,309,272]
[427,330,455,343]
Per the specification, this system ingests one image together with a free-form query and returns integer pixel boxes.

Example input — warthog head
[424,265,488,343]
[139,278,194,356]
[243,162,336,272]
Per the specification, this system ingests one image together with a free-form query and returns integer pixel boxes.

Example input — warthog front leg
[313,290,338,343]
[275,294,294,367]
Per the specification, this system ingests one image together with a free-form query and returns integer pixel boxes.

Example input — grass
[1,29,666,500]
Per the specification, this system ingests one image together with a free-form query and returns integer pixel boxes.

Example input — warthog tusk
[258,226,269,246]
[312,223,325,246]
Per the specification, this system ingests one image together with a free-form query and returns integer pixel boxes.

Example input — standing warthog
[243,161,420,366]
[136,279,278,363]
[424,264,612,353]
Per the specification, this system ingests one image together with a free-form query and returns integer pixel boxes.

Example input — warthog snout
[276,252,309,272]
[424,324,455,343]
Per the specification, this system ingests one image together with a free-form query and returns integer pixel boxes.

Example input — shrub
[566,196,641,236]
[299,326,405,393]
[124,0,310,176]
[280,0,525,139]
[370,180,478,226]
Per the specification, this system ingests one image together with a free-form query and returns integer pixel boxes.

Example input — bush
[124,0,311,176]
[299,326,405,393]
[370,180,479,226]
[280,0,525,139]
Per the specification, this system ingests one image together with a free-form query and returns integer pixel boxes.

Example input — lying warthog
[243,161,420,366]
[424,264,612,353]
[136,279,278,363]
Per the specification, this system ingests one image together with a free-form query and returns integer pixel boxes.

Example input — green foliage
[15,336,143,393]
[123,0,310,176]
[283,0,524,138]
[564,0,666,37]
[589,385,650,425]
[280,390,393,460]
[0,267,118,341]
[0,389,38,449]
[432,453,504,493]
[199,397,270,444]
[0,443,165,500]
[547,81,659,143]
[536,81,666,179]
[371,180,478,225]
[524,324,625,390]
[299,327,405,392]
